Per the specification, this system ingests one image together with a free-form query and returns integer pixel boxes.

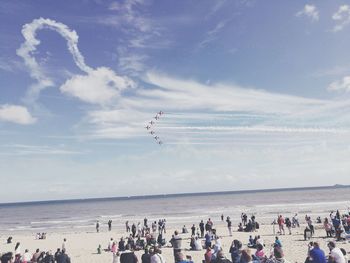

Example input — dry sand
[1,221,349,262]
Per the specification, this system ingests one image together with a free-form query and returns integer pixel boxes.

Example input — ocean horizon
[0,185,349,233]
[0,184,348,207]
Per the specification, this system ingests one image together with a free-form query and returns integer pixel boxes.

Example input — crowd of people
[1,210,350,263]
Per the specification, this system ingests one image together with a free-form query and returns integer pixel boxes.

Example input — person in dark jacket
[141,248,151,263]
[120,245,138,263]
[212,251,232,263]
[56,249,71,263]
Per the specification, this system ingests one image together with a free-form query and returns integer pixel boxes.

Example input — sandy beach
[1,219,349,263]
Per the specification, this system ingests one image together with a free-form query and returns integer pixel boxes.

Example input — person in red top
[277,215,285,235]
[204,247,212,263]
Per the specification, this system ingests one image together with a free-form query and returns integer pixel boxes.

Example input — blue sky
[2,0,350,202]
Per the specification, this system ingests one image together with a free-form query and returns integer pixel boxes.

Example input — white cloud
[60,67,135,105]
[296,4,319,21]
[16,18,134,106]
[331,5,350,32]
[328,76,350,92]
[0,104,36,125]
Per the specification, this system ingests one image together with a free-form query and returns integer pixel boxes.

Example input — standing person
[170,231,182,263]
[131,223,137,238]
[126,221,130,232]
[96,220,100,233]
[306,242,326,263]
[144,218,148,228]
[277,215,285,235]
[120,245,138,263]
[324,218,333,237]
[199,220,205,238]
[226,217,232,236]
[108,220,113,231]
[327,241,346,263]
[191,224,196,236]
[293,213,300,227]
[204,231,211,249]
[62,238,67,251]
[141,248,151,263]
[285,218,292,235]
[221,214,224,221]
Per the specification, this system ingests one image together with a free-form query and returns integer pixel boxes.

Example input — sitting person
[6,236,12,244]
[238,223,244,232]
[254,243,265,261]
[182,225,188,234]
[194,236,202,251]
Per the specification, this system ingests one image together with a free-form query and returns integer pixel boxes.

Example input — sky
[1,0,350,202]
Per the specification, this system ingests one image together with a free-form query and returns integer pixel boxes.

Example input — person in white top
[328,241,346,263]
[62,238,67,251]
[22,249,32,263]
[150,248,165,263]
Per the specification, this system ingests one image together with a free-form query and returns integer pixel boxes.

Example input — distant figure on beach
[7,236,12,244]
[285,217,292,235]
[292,213,300,227]
[324,218,333,237]
[96,220,100,233]
[108,220,113,231]
[144,217,148,228]
[277,215,285,235]
[62,238,67,251]
[226,217,232,236]
[199,220,205,237]
[126,221,130,232]
[132,223,137,238]
[191,224,196,236]
[221,214,224,221]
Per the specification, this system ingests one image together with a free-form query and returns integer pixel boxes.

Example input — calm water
[0,187,349,233]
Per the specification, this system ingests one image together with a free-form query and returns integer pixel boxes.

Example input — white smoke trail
[16,18,92,102]
[17,17,134,105]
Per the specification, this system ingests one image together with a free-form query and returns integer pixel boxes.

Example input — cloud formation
[296,4,319,21]
[332,5,350,32]
[328,76,350,92]
[0,104,36,125]
[60,67,135,105]
[17,17,134,105]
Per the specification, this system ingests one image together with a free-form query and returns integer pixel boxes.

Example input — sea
[0,186,349,233]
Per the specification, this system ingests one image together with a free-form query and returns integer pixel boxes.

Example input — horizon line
[0,184,349,207]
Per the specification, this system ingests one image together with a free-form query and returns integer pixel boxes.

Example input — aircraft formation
[145,111,164,145]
